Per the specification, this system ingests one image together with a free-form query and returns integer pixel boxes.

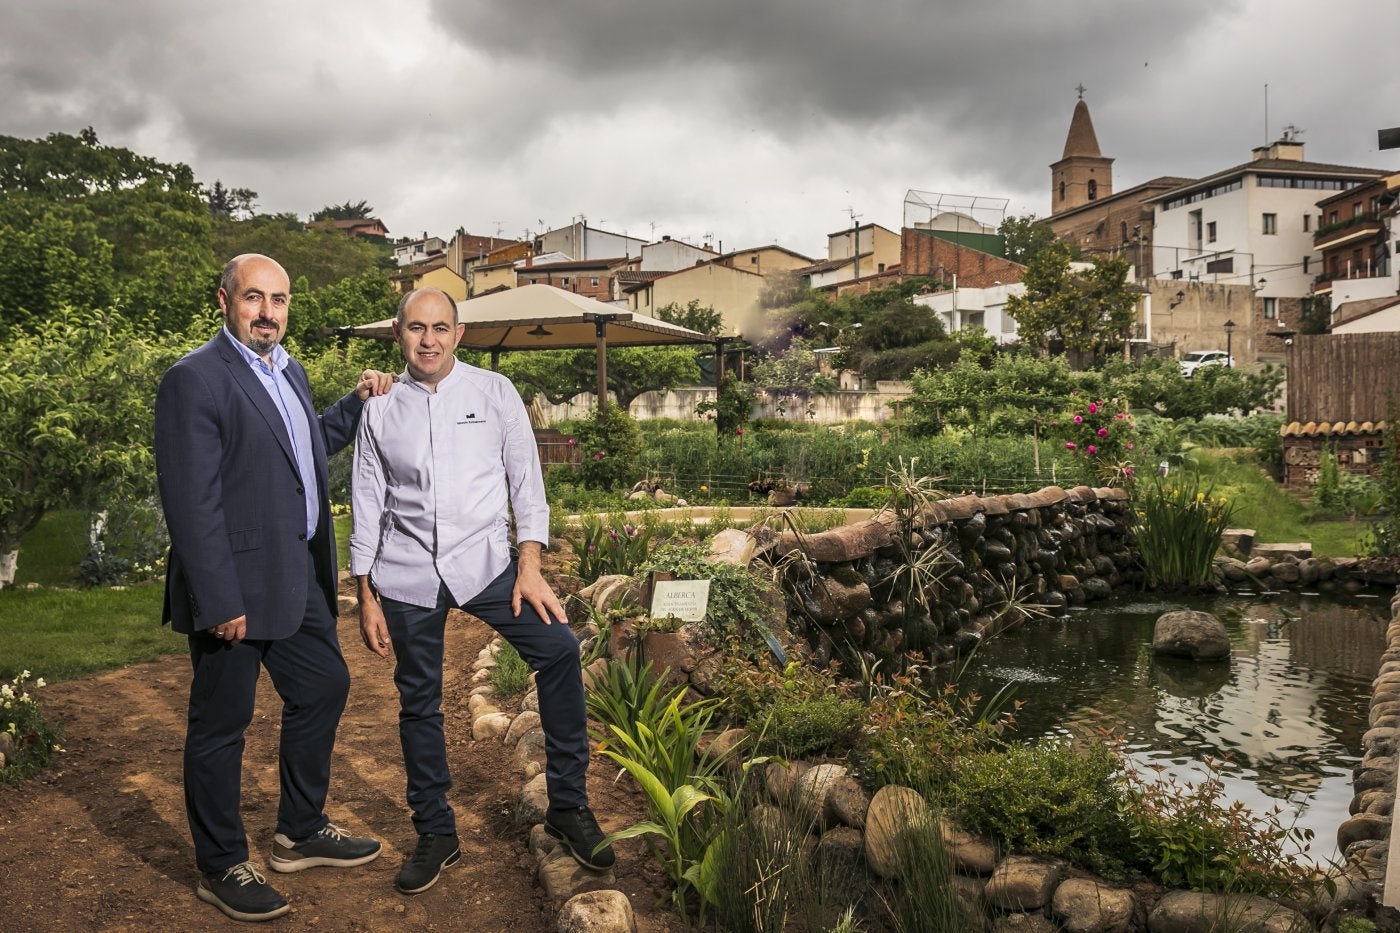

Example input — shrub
[1123,756,1320,897]
[1133,476,1235,589]
[0,670,61,786]
[486,642,529,698]
[573,404,642,491]
[952,739,1138,876]
[716,658,862,757]
[1368,408,1400,557]
[640,544,777,657]
[567,512,658,584]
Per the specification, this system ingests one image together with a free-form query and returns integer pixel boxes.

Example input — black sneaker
[269,822,382,873]
[196,861,290,922]
[544,806,616,870]
[395,832,462,895]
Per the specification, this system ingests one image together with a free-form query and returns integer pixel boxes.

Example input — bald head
[396,287,459,328]
[221,253,289,302]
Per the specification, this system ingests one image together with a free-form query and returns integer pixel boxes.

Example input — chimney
[1253,140,1305,162]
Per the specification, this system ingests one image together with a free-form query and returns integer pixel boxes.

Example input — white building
[393,234,447,266]
[534,220,648,262]
[914,280,1023,344]
[1148,138,1383,310]
[638,236,718,272]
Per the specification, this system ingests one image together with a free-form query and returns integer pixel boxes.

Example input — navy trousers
[183,556,350,873]
[380,560,587,836]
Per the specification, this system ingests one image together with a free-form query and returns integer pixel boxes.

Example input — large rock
[708,528,756,565]
[790,763,847,825]
[826,775,871,829]
[556,890,636,933]
[984,856,1063,911]
[506,710,542,745]
[472,711,512,740]
[519,773,550,824]
[1152,610,1230,660]
[1051,877,1134,933]
[538,848,614,901]
[1146,890,1305,932]
[864,785,930,878]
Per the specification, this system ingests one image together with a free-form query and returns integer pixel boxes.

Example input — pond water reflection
[946,591,1390,861]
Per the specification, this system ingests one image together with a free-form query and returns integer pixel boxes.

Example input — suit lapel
[215,335,299,474]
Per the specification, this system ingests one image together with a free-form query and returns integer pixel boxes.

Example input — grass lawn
[1190,450,1370,558]
[0,583,178,682]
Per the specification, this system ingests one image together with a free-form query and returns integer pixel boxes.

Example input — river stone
[1153,610,1230,660]
[473,711,512,740]
[815,576,872,623]
[790,763,847,824]
[522,689,540,713]
[1081,577,1113,601]
[984,856,1063,911]
[1351,788,1393,817]
[468,693,500,717]
[765,761,807,806]
[1269,561,1301,584]
[519,773,550,824]
[864,785,930,878]
[826,775,870,829]
[941,822,998,875]
[506,711,542,745]
[1243,556,1272,577]
[991,914,1058,932]
[556,890,635,933]
[1146,890,1305,932]
[1051,877,1134,933]
[1337,812,1390,850]
[538,847,614,901]
[0,731,14,761]
[515,727,548,771]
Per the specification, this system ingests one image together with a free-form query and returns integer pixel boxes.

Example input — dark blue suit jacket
[155,333,363,639]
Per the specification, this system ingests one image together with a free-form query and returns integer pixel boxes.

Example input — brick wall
[900,229,1025,288]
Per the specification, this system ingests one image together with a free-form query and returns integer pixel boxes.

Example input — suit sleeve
[349,401,386,578]
[154,363,245,627]
[318,390,365,457]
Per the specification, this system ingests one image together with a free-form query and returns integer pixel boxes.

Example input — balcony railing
[1314,213,1385,249]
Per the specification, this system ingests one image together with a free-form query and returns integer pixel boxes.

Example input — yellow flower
[1195,492,1205,502]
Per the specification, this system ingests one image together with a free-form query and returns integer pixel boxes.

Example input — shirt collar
[400,355,465,393]
[223,326,290,373]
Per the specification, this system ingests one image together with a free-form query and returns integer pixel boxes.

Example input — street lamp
[1223,319,1235,367]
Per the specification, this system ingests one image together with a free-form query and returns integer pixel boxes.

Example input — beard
[244,318,282,355]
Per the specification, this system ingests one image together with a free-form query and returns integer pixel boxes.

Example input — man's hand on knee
[513,541,567,625]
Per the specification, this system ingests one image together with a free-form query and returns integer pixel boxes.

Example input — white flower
[34,678,45,689]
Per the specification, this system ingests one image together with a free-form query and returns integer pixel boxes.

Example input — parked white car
[1180,349,1233,377]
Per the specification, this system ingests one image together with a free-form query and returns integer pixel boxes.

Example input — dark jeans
[380,560,587,835]
[184,557,349,873]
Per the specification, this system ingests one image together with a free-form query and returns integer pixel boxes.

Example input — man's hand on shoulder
[512,541,567,625]
[355,369,395,401]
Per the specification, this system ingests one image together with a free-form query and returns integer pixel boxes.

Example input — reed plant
[568,512,657,584]
[1132,475,1235,589]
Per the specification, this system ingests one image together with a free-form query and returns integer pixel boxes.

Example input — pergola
[349,284,722,410]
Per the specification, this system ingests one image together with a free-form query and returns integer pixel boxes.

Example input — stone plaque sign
[649,579,711,622]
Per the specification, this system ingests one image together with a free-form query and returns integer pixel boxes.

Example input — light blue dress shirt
[350,358,550,608]
[221,328,319,539]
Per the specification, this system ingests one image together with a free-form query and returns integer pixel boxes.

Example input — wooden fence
[1287,332,1400,424]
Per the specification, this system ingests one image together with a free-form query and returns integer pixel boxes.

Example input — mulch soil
[0,575,688,932]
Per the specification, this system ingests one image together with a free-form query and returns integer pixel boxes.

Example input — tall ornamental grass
[1133,477,1235,589]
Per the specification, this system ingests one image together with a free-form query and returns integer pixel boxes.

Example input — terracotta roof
[797,253,871,275]
[1280,420,1387,437]
[718,244,816,263]
[1061,99,1102,159]
[615,270,666,283]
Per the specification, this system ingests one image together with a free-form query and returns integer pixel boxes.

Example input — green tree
[312,200,375,221]
[214,214,393,291]
[1005,243,1138,360]
[0,129,217,334]
[904,350,1078,436]
[998,214,1060,265]
[0,310,190,587]
[204,180,258,220]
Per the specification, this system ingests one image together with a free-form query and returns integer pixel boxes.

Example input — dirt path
[0,605,684,932]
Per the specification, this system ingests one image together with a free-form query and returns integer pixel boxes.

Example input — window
[561,277,570,286]
[1263,297,1277,319]
[1059,180,1066,202]
[1087,179,1098,201]
[1190,210,1203,250]
[1303,256,1310,273]
[1262,213,1278,235]
[1354,202,1364,217]
[1121,222,1129,242]
[591,277,599,287]
[1303,214,1310,232]
[1330,211,1339,225]
[1207,222,1217,243]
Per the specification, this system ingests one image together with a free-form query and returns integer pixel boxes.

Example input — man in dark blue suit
[155,253,391,922]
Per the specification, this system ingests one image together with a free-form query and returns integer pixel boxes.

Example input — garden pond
[946,588,1393,862]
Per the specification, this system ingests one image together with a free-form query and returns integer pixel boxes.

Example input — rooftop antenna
[649,221,657,240]
[1281,123,1305,142]
[493,220,505,237]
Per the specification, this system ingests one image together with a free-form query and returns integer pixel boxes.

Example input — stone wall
[768,484,1137,667]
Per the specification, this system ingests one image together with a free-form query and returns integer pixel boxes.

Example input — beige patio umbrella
[350,284,717,410]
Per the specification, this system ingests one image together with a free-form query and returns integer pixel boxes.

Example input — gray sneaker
[395,832,462,895]
[269,822,382,873]
[197,861,290,922]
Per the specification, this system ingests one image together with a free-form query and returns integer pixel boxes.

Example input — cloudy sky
[3,0,1396,258]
